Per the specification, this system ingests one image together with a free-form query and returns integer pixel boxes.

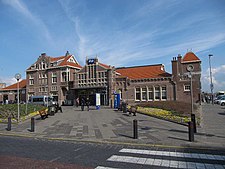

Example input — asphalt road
[1,136,225,169]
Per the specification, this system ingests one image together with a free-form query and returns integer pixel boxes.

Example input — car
[218,97,225,106]
[214,95,225,104]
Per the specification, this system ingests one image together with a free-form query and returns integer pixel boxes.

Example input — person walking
[81,98,85,111]
[76,97,79,107]
[86,98,90,111]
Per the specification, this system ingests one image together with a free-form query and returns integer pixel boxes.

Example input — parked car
[214,95,225,104]
[218,97,225,106]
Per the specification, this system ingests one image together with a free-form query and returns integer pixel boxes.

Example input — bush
[136,101,198,117]
[0,104,46,119]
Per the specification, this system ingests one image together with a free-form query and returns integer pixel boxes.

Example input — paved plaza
[0,103,225,149]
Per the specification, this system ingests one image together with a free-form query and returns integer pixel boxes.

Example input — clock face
[15,73,21,80]
[88,59,95,64]
[187,64,194,72]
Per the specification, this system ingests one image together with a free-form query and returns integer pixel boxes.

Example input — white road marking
[107,155,225,169]
[119,148,225,161]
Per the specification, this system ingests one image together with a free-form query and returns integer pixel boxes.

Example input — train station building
[0,51,201,106]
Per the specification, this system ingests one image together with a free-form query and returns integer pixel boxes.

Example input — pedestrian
[76,97,79,107]
[81,98,85,111]
[86,98,90,111]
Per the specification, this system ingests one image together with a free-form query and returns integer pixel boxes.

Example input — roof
[50,56,66,62]
[182,52,200,63]
[116,64,171,80]
[0,79,27,91]
[99,63,111,69]
[58,55,82,68]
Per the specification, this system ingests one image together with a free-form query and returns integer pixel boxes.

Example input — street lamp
[15,73,21,122]
[187,64,197,133]
[187,64,194,115]
[209,54,214,105]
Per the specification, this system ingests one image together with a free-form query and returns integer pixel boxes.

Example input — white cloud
[0,77,17,86]
[202,65,225,92]
[2,0,52,43]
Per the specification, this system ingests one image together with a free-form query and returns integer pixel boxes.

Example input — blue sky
[0,0,225,93]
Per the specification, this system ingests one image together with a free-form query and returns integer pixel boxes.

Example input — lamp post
[15,73,21,122]
[187,65,194,115]
[209,54,214,105]
[187,64,196,133]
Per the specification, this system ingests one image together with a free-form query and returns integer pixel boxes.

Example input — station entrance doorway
[74,87,108,106]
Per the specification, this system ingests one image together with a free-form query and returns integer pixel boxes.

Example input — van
[30,96,55,106]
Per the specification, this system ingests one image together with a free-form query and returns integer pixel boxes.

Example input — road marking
[119,148,225,161]
[107,155,225,169]
[50,156,61,162]
[95,166,119,169]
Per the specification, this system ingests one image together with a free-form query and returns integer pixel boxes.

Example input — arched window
[135,87,141,101]
[154,86,160,100]
[162,86,167,100]
[142,87,147,101]
[148,86,153,100]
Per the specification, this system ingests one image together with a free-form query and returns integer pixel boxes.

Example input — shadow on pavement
[118,133,134,139]
[168,136,188,142]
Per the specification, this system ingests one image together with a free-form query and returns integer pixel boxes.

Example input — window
[52,73,57,83]
[29,79,34,85]
[142,88,147,101]
[148,86,153,100]
[51,86,57,91]
[162,86,167,100]
[184,85,191,91]
[61,71,69,82]
[135,87,141,101]
[155,86,160,100]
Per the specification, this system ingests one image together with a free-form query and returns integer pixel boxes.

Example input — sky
[0,0,225,93]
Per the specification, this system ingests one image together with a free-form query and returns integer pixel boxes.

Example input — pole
[190,72,193,115]
[188,121,194,142]
[17,79,20,122]
[133,119,138,139]
[31,117,35,132]
[209,54,214,105]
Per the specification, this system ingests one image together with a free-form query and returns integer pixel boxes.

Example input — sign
[96,93,101,109]
[114,93,120,109]
[88,59,95,65]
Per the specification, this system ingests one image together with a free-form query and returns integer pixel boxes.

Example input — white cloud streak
[2,0,52,43]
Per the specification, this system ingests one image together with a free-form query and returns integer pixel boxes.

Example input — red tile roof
[58,55,82,68]
[116,64,171,80]
[1,79,27,91]
[99,63,111,69]
[182,52,200,62]
[50,56,66,62]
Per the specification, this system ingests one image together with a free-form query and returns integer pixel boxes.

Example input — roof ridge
[116,64,163,69]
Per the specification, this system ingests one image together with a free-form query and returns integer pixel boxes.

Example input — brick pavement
[0,104,225,149]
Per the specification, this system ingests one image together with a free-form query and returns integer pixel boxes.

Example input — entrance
[75,87,108,106]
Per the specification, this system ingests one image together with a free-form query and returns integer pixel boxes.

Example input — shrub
[0,104,46,119]
[136,101,198,117]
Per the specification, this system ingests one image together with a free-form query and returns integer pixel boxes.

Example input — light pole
[209,54,214,105]
[187,65,194,115]
[15,73,21,122]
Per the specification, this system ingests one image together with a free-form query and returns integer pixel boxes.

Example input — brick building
[1,51,201,106]
[0,80,26,104]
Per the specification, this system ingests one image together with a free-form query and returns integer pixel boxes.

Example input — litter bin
[48,106,55,116]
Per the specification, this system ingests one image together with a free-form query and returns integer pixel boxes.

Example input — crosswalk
[95,148,225,169]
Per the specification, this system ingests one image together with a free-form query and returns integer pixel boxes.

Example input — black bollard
[188,121,194,142]
[133,119,138,139]
[191,114,197,133]
[7,117,11,131]
[31,117,35,132]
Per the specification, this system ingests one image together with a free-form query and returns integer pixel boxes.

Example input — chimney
[65,51,70,56]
